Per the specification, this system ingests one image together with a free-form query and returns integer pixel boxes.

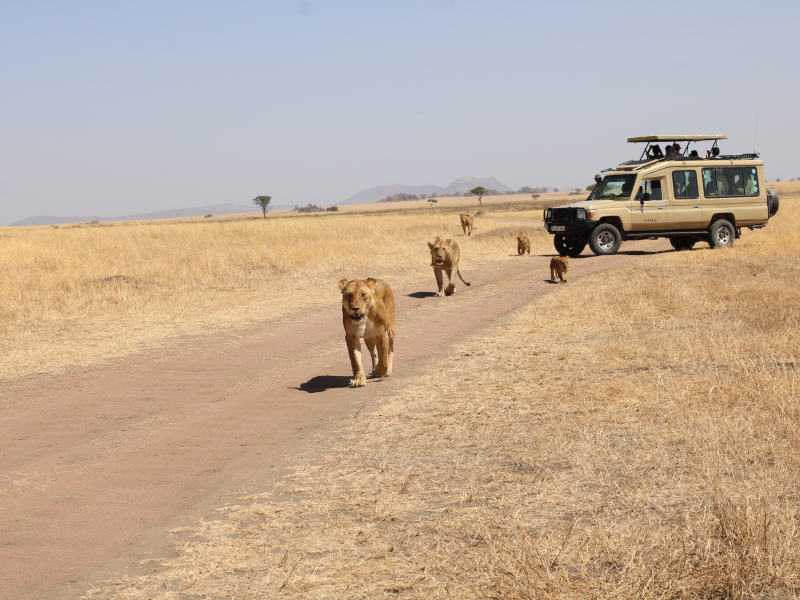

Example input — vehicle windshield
[594,174,637,200]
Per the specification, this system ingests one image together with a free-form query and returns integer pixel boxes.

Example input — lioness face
[428,239,451,266]
[338,280,375,323]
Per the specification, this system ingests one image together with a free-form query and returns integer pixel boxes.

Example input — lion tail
[457,269,471,286]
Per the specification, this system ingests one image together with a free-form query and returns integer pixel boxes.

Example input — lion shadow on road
[294,375,353,393]
[407,291,438,298]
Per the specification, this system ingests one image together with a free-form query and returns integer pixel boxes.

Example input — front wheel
[669,236,696,251]
[554,235,586,257]
[589,223,622,255]
[708,219,735,248]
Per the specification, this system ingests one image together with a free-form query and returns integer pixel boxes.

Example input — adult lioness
[428,237,471,296]
[459,213,475,236]
[338,278,395,388]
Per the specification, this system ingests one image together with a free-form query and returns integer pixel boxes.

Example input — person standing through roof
[646,144,664,159]
[665,143,682,159]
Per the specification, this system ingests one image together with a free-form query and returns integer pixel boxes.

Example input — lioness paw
[435,291,444,297]
[349,374,367,387]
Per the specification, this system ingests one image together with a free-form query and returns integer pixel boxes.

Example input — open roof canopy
[627,134,727,143]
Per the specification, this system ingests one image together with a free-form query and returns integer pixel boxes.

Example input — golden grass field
[81,183,800,598]
[0,192,554,383]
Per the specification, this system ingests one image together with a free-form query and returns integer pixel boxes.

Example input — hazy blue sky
[1,1,798,224]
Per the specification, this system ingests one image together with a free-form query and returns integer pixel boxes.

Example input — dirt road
[0,243,669,599]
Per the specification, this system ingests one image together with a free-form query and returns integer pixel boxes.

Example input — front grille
[549,208,575,223]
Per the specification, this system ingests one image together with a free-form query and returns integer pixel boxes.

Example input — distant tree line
[377,186,559,203]
[293,204,326,213]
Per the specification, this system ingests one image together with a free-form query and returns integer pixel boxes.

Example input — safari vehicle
[543,134,779,256]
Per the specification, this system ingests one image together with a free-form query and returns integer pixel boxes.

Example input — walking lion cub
[338,278,395,388]
[428,237,471,296]
[549,255,569,283]
[517,235,530,255]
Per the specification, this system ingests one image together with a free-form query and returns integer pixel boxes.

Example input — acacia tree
[252,195,272,219]
[470,186,486,205]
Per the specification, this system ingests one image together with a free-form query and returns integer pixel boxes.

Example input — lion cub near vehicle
[459,213,476,236]
[550,255,569,283]
[428,237,471,296]
[517,235,531,255]
[338,278,395,388]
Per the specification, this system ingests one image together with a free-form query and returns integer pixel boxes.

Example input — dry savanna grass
[88,195,799,599]
[0,197,552,383]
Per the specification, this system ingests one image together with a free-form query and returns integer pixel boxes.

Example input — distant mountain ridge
[10,203,266,227]
[343,176,511,205]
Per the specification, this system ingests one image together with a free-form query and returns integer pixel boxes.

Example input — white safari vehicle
[543,134,779,256]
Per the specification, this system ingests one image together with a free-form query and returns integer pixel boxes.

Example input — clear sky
[1,1,798,224]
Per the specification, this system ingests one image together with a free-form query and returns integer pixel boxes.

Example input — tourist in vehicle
[646,144,664,159]
[689,149,699,158]
[666,143,682,159]
[706,146,721,159]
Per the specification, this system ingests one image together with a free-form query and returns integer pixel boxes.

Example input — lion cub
[517,235,530,255]
[338,278,395,388]
[428,237,471,296]
[550,255,569,283]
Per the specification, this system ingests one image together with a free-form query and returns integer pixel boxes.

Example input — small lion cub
[550,255,569,283]
[517,235,530,255]
[338,278,396,387]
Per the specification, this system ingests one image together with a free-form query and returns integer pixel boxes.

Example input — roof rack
[628,134,727,143]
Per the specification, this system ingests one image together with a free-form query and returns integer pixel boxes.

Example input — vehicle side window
[702,168,718,197]
[729,168,744,196]
[672,170,699,199]
[703,167,750,197]
[636,179,662,201]
[745,167,760,196]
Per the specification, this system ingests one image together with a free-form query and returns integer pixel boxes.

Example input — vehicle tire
[708,219,735,248]
[767,188,779,217]
[588,223,622,255]
[553,235,586,257]
[669,236,696,251]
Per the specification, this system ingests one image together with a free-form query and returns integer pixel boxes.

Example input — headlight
[586,209,597,219]
[544,209,551,220]
[575,208,586,220]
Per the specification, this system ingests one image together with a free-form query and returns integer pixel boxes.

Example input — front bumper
[544,220,598,236]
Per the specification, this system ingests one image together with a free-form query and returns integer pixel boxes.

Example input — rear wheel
[588,223,622,255]
[669,236,696,251]
[708,219,735,248]
[553,235,586,257]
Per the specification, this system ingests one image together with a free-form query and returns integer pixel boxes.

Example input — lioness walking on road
[428,237,471,296]
[459,213,476,237]
[338,278,395,388]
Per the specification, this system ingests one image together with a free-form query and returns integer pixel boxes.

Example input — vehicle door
[671,169,702,227]
[631,177,672,230]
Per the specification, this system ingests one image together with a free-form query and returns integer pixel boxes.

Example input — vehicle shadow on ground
[294,375,352,393]
[407,291,438,298]
[616,248,673,256]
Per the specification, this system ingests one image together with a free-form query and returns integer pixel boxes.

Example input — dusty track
[0,242,669,599]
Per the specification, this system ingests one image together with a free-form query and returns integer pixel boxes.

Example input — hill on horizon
[343,176,512,205]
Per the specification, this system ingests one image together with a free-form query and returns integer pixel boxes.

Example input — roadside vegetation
[86,185,799,598]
